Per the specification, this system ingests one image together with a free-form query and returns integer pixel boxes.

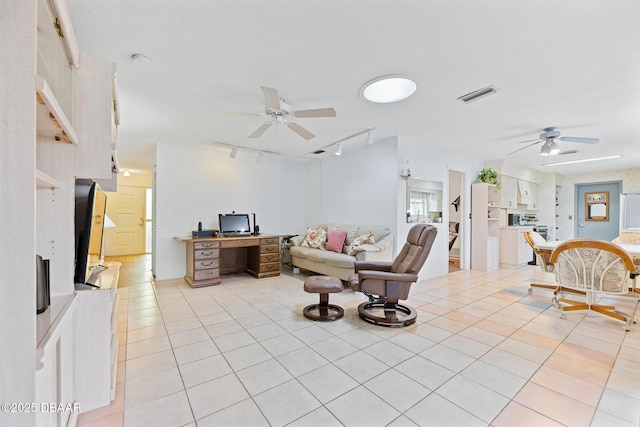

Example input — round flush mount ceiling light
[360,75,418,103]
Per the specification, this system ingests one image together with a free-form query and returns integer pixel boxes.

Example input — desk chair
[348,224,437,327]
[550,239,638,331]
[524,231,584,306]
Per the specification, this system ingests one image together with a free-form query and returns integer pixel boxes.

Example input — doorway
[575,181,621,240]
[448,169,465,272]
[104,186,148,256]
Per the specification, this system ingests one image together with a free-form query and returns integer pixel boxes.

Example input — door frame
[448,169,465,272]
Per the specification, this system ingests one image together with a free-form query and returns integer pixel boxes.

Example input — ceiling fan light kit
[222,85,337,141]
[508,126,599,156]
[539,140,560,156]
[360,75,417,103]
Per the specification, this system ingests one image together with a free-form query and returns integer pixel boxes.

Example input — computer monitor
[219,214,251,234]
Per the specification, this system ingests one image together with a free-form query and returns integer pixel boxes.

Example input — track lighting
[335,143,343,156]
[230,147,237,158]
[365,130,374,144]
[123,170,130,177]
[256,151,264,163]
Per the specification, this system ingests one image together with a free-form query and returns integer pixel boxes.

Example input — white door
[104,186,146,256]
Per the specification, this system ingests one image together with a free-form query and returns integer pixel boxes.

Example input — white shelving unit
[472,183,501,271]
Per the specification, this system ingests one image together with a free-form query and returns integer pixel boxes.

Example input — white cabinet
[499,175,517,209]
[74,262,120,412]
[499,226,534,268]
[517,180,539,210]
[488,237,500,270]
[74,53,117,182]
[517,180,531,205]
[528,182,539,210]
[472,183,501,271]
[35,294,78,427]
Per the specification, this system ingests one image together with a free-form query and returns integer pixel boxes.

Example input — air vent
[313,150,325,155]
[457,85,498,103]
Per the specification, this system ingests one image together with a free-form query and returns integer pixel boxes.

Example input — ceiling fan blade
[559,136,599,144]
[249,121,272,139]
[261,86,281,110]
[508,140,542,155]
[518,138,543,144]
[558,149,578,155]
[293,108,337,118]
[215,110,262,117]
[287,122,315,140]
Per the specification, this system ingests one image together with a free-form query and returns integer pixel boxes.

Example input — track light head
[230,147,237,158]
[335,143,343,156]
[365,130,374,144]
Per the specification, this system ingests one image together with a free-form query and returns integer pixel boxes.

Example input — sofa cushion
[301,227,328,249]
[319,224,360,246]
[326,230,347,253]
[310,250,356,268]
[346,232,376,255]
[356,225,390,243]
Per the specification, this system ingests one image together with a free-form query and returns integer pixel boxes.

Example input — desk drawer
[195,259,219,270]
[260,253,279,263]
[195,241,219,250]
[194,268,220,281]
[221,239,259,248]
[194,249,219,260]
[260,244,279,254]
[259,262,280,273]
[261,237,279,246]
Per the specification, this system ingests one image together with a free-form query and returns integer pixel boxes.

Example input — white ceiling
[68,0,640,176]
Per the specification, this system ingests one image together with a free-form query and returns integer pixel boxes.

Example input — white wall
[398,136,483,279]
[153,136,483,283]
[303,137,398,231]
[154,143,307,280]
[554,167,640,240]
[1,1,37,424]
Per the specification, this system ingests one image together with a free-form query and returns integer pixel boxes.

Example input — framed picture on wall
[586,191,609,221]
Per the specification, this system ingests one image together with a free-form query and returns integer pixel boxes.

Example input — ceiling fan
[508,127,599,156]
[218,86,336,140]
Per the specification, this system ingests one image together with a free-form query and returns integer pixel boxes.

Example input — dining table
[534,240,640,258]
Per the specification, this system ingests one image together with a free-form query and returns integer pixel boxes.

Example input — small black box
[192,229,217,238]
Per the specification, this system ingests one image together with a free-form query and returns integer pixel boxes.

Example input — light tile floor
[77,256,640,427]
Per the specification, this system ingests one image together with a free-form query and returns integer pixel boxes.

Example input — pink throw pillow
[326,230,348,253]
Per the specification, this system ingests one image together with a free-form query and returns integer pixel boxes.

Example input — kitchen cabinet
[499,226,534,268]
[517,180,539,210]
[499,175,517,209]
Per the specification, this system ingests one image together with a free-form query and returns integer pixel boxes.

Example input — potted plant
[476,168,502,189]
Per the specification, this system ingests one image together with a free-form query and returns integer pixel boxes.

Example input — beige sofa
[289,224,393,281]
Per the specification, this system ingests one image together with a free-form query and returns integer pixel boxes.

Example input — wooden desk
[174,235,281,287]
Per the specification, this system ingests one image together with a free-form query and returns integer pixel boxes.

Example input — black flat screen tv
[74,180,107,285]
[219,213,251,234]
